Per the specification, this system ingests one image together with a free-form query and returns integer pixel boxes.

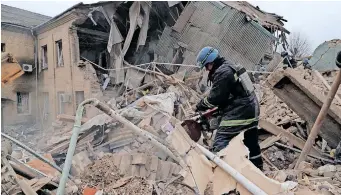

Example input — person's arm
[196,68,234,111]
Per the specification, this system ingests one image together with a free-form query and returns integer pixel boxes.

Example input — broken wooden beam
[295,70,341,169]
[259,119,323,157]
[56,114,89,124]
[266,69,341,148]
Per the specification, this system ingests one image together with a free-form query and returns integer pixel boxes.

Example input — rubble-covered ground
[3,66,341,195]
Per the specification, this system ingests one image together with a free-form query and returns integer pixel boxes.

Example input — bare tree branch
[287,32,312,58]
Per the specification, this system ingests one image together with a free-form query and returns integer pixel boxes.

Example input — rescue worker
[195,46,263,169]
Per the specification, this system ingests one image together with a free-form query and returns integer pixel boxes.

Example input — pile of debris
[2,65,341,195]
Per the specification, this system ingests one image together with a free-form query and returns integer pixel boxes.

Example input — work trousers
[212,127,263,170]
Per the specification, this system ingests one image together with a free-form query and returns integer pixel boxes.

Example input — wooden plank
[259,120,323,157]
[18,180,38,195]
[259,134,282,149]
[172,5,196,33]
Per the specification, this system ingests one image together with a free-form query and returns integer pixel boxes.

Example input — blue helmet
[196,46,219,69]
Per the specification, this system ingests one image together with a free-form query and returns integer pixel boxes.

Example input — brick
[132,154,147,165]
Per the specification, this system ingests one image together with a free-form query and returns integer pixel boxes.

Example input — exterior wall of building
[36,17,98,127]
[1,26,37,125]
[1,25,35,64]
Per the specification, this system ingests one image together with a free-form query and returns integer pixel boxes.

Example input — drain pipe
[56,98,185,195]
[196,144,268,195]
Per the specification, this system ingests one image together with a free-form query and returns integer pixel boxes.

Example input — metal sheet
[310,39,341,71]
[156,1,275,71]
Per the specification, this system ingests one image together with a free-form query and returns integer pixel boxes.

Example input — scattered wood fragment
[274,142,334,164]
[261,153,279,171]
[259,119,323,157]
[260,134,282,149]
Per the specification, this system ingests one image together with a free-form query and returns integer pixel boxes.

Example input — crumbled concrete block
[139,165,148,178]
[148,172,157,181]
[119,154,132,176]
[155,149,168,160]
[318,165,336,176]
[274,170,287,182]
[150,156,159,171]
[131,165,140,176]
[157,161,172,180]
[132,154,147,165]
[113,154,122,167]
[170,163,181,176]
[336,165,341,172]
[324,171,336,178]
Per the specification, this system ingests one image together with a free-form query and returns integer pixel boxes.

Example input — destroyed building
[155,1,289,76]
[30,1,185,127]
[2,2,341,195]
[1,4,51,125]
[1,1,289,126]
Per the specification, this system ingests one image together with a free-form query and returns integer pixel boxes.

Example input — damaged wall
[1,25,37,125]
[156,1,278,71]
[36,12,100,126]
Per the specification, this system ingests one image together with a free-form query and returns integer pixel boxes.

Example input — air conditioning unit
[22,64,33,72]
[60,94,71,103]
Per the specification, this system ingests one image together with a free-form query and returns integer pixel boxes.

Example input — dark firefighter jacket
[196,61,260,132]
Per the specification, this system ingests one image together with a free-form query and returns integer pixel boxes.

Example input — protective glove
[195,99,208,112]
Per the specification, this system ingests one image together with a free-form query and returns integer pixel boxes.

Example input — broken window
[1,43,5,52]
[75,91,86,116]
[43,92,49,120]
[55,40,64,67]
[17,92,30,114]
[41,45,48,70]
[57,92,65,115]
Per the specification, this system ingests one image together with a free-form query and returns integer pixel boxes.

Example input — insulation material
[136,2,151,50]
[213,131,297,195]
[134,92,177,115]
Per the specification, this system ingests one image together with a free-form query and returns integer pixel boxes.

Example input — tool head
[181,119,203,142]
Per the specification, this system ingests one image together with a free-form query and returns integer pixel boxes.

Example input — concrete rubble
[3,64,341,195]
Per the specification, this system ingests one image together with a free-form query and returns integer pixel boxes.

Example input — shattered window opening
[41,45,48,70]
[1,43,5,52]
[17,92,30,114]
[55,40,64,67]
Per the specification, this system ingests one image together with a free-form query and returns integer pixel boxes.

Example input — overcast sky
[2,1,341,50]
